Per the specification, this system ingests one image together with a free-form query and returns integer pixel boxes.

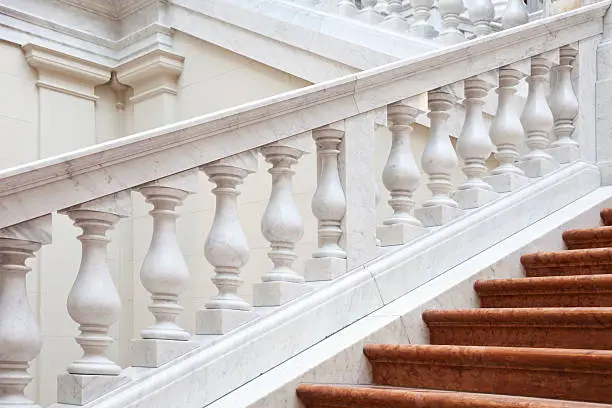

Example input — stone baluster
[304,122,347,281]
[486,61,530,193]
[131,169,200,369]
[415,87,464,226]
[254,134,312,307]
[58,192,131,406]
[338,0,358,16]
[377,98,428,246]
[470,0,494,36]
[380,0,408,30]
[196,151,258,335]
[0,216,51,408]
[411,0,437,38]
[548,45,580,163]
[358,0,384,23]
[520,51,560,177]
[501,0,529,29]
[453,74,499,209]
[375,0,390,14]
[437,0,466,44]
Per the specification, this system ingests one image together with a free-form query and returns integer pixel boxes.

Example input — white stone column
[196,151,258,335]
[380,0,409,30]
[415,87,464,226]
[338,0,358,16]
[519,50,560,177]
[411,0,437,38]
[304,122,347,281]
[253,135,313,307]
[453,74,499,209]
[501,0,528,29]
[437,0,466,44]
[548,45,580,163]
[469,0,494,36]
[0,216,51,408]
[486,60,531,192]
[378,97,428,246]
[131,170,199,368]
[358,0,384,23]
[57,192,131,406]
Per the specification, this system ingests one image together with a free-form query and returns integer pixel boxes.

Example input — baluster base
[379,16,409,31]
[547,145,580,164]
[485,172,530,193]
[130,339,199,368]
[452,188,499,210]
[57,374,129,406]
[304,257,347,282]
[376,223,428,246]
[357,9,384,24]
[415,205,465,227]
[253,281,312,307]
[195,309,257,335]
[519,157,560,178]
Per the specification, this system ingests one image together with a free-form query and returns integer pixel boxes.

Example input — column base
[253,281,312,306]
[519,157,560,178]
[485,172,530,193]
[304,257,347,282]
[548,145,580,164]
[57,374,129,405]
[195,309,257,335]
[452,188,499,209]
[414,205,465,227]
[376,223,428,246]
[130,339,199,368]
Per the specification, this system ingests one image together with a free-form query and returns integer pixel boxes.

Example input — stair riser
[565,239,612,250]
[479,293,612,308]
[525,264,612,277]
[427,326,611,349]
[370,363,612,403]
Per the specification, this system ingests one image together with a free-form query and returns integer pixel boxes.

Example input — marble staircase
[296,207,612,407]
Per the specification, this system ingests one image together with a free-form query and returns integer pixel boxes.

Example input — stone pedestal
[304,258,347,282]
[376,223,428,246]
[548,145,580,164]
[415,205,465,227]
[58,374,129,405]
[195,309,257,335]
[130,339,199,368]
[452,188,498,209]
[253,281,312,307]
[485,172,530,193]
[519,157,559,178]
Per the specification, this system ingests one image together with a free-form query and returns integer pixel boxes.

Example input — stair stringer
[54,161,601,408]
[211,185,612,408]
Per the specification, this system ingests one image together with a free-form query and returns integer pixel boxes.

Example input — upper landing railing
[0,2,607,407]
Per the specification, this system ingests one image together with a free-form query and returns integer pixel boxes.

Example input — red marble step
[296,384,612,408]
[422,307,612,349]
[563,226,612,249]
[521,248,612,277]
[364,344,612,404]
[602,208,612,226]
[475,275,612,308]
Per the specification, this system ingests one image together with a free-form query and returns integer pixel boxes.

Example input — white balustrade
[0,216,50,408]
[548,44,580,163]
[253,136,312,306]
[501,0,529,28]
[304,122,347,281]
[454,74,498,209]
[358,0,384,23]
[438,0,466,44]
[196,151,258,335]
[375,0,390,14]
[415,87,464,226]
[380,0,408,30]
[378,100,428,245]
[520,51,560,177]
[411,0,437,38]
[470,0,494,36]
[487,61,531,192]
[338,0,358,16]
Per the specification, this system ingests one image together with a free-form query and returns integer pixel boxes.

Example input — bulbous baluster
[338,0,358,16]
[196,151,258,335]
[548,45,580,163]
[470,0,494,36]
[437,0,466,44]
[254,136,312,306]
[380,0,408,30]
[375,0,390,14]
[415,87,464,226]
[358,0,384,23]
[486,62,531,192]
[501,0,528,29]
[304,123,347,282]
[520,52,560,177]
[0,216,50,408]
[453,75,499,209]
[411,0,437,38]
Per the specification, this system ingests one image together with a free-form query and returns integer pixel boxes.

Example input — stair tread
[296,384,612,407]
[363,344,612,370]
[602,208,612,226]
[521,247,612,266]
[422,307,612,325]
[475,274,612,293]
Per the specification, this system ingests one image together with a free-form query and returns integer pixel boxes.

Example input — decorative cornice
[36,80,100,102]
[116,48,184,86]
[57,0,157,20]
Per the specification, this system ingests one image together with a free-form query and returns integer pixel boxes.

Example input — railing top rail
[0,1,607,229]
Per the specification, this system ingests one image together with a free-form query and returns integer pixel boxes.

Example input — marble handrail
[0,1,605,231]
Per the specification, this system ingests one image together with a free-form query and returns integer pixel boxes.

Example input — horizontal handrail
[0,1,607,230]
